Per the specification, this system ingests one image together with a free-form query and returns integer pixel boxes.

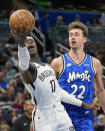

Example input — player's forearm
[81,102,92,109]
[18,46,30,70]
[59,88,82,107]
[96,89,105,112]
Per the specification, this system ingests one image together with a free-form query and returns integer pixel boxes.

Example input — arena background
[0,0,105,131]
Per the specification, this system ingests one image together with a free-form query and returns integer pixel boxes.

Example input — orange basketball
[9,9,35,35]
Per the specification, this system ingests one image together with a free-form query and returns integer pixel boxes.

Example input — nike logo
[66,63,72,67]
[84,64,90,66]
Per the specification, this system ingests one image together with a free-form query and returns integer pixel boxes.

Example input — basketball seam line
[22,10,32,31]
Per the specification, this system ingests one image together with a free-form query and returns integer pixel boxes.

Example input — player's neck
[30,54,41,63]
[70,48,84,57]
[69,50,85,64]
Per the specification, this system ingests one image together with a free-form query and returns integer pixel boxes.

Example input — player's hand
[10,25,30,43]
[82,102,100,110]
[11,24,30,37]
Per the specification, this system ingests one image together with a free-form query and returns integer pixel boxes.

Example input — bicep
[19,63,36,84]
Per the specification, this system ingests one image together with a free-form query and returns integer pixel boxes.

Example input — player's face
[25,38,37,56]
[69,28,87,50]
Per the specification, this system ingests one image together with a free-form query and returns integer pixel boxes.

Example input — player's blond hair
[68,21,88,38]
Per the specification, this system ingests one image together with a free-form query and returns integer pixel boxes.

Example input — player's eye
[69,33,73,37]
[74,32,80,36]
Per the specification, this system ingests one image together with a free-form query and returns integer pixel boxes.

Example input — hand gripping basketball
[9,9,35,36]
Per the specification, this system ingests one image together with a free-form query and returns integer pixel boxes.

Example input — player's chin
[71,46,77,49]
[29,52,35,56]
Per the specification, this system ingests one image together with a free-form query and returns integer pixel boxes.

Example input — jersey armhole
[58,55,65,78]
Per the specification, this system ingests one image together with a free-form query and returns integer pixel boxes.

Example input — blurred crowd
[0,8,105,131]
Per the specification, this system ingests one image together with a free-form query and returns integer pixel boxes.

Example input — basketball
[9,9,35,35]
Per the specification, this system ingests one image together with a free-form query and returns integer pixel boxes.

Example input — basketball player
[51,21,105,131]
[11,29,100,131]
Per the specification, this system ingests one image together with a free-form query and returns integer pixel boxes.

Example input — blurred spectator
[7,86,15,101]
[38,11,50,35]
[4,61,17,82]
[95,114,105,131]
[0,49,9,68]
[86,17,97,27]
[0,71,8,91]
[7,78,23,95]
[10,51,18,68]
[100,13,105,27]
[46,55,53,64]
[74,14,81,22]
[29,5,39,27]
[55,15,65,26]
[93,109,99,129]
[0,109,5,124]
[0,123,10,131]
[0,10,8,22]
[38,11,53,52]
[8,108,18,127]
[23,87,31,100]
[13,92,24,110]
[0,91,13,111]
[12,99,34,131]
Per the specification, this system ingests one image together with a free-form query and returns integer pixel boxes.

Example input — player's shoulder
[92,56,102,72]
[50,56,63,68]
[92,56,102,66]
[50,56,63,77]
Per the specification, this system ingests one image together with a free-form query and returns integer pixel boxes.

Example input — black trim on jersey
[32,108,36,131]
[30,83,37,105]
[67,53,87,66]
[34,96,37,105]
[31,83,35,90]
[58,56,65,79]
[91,56,96,75]
[34,66,37,81]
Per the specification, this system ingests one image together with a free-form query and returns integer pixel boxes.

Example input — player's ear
[83,37,87,43]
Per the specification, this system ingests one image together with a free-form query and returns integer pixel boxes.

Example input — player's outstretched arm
[59,87,100,110]
[11,29,36,84]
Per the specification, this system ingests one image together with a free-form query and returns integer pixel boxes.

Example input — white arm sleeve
[59,86,82,107]
[18,46,30,70]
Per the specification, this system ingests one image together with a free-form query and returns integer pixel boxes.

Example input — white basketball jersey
[25,63,62,106]
[25,63,74,131]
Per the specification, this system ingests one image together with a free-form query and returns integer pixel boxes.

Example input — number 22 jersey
[58,53,95,118]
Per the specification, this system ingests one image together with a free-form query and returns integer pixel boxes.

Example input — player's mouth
[71,41,76,45]
[28,45,35,49]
